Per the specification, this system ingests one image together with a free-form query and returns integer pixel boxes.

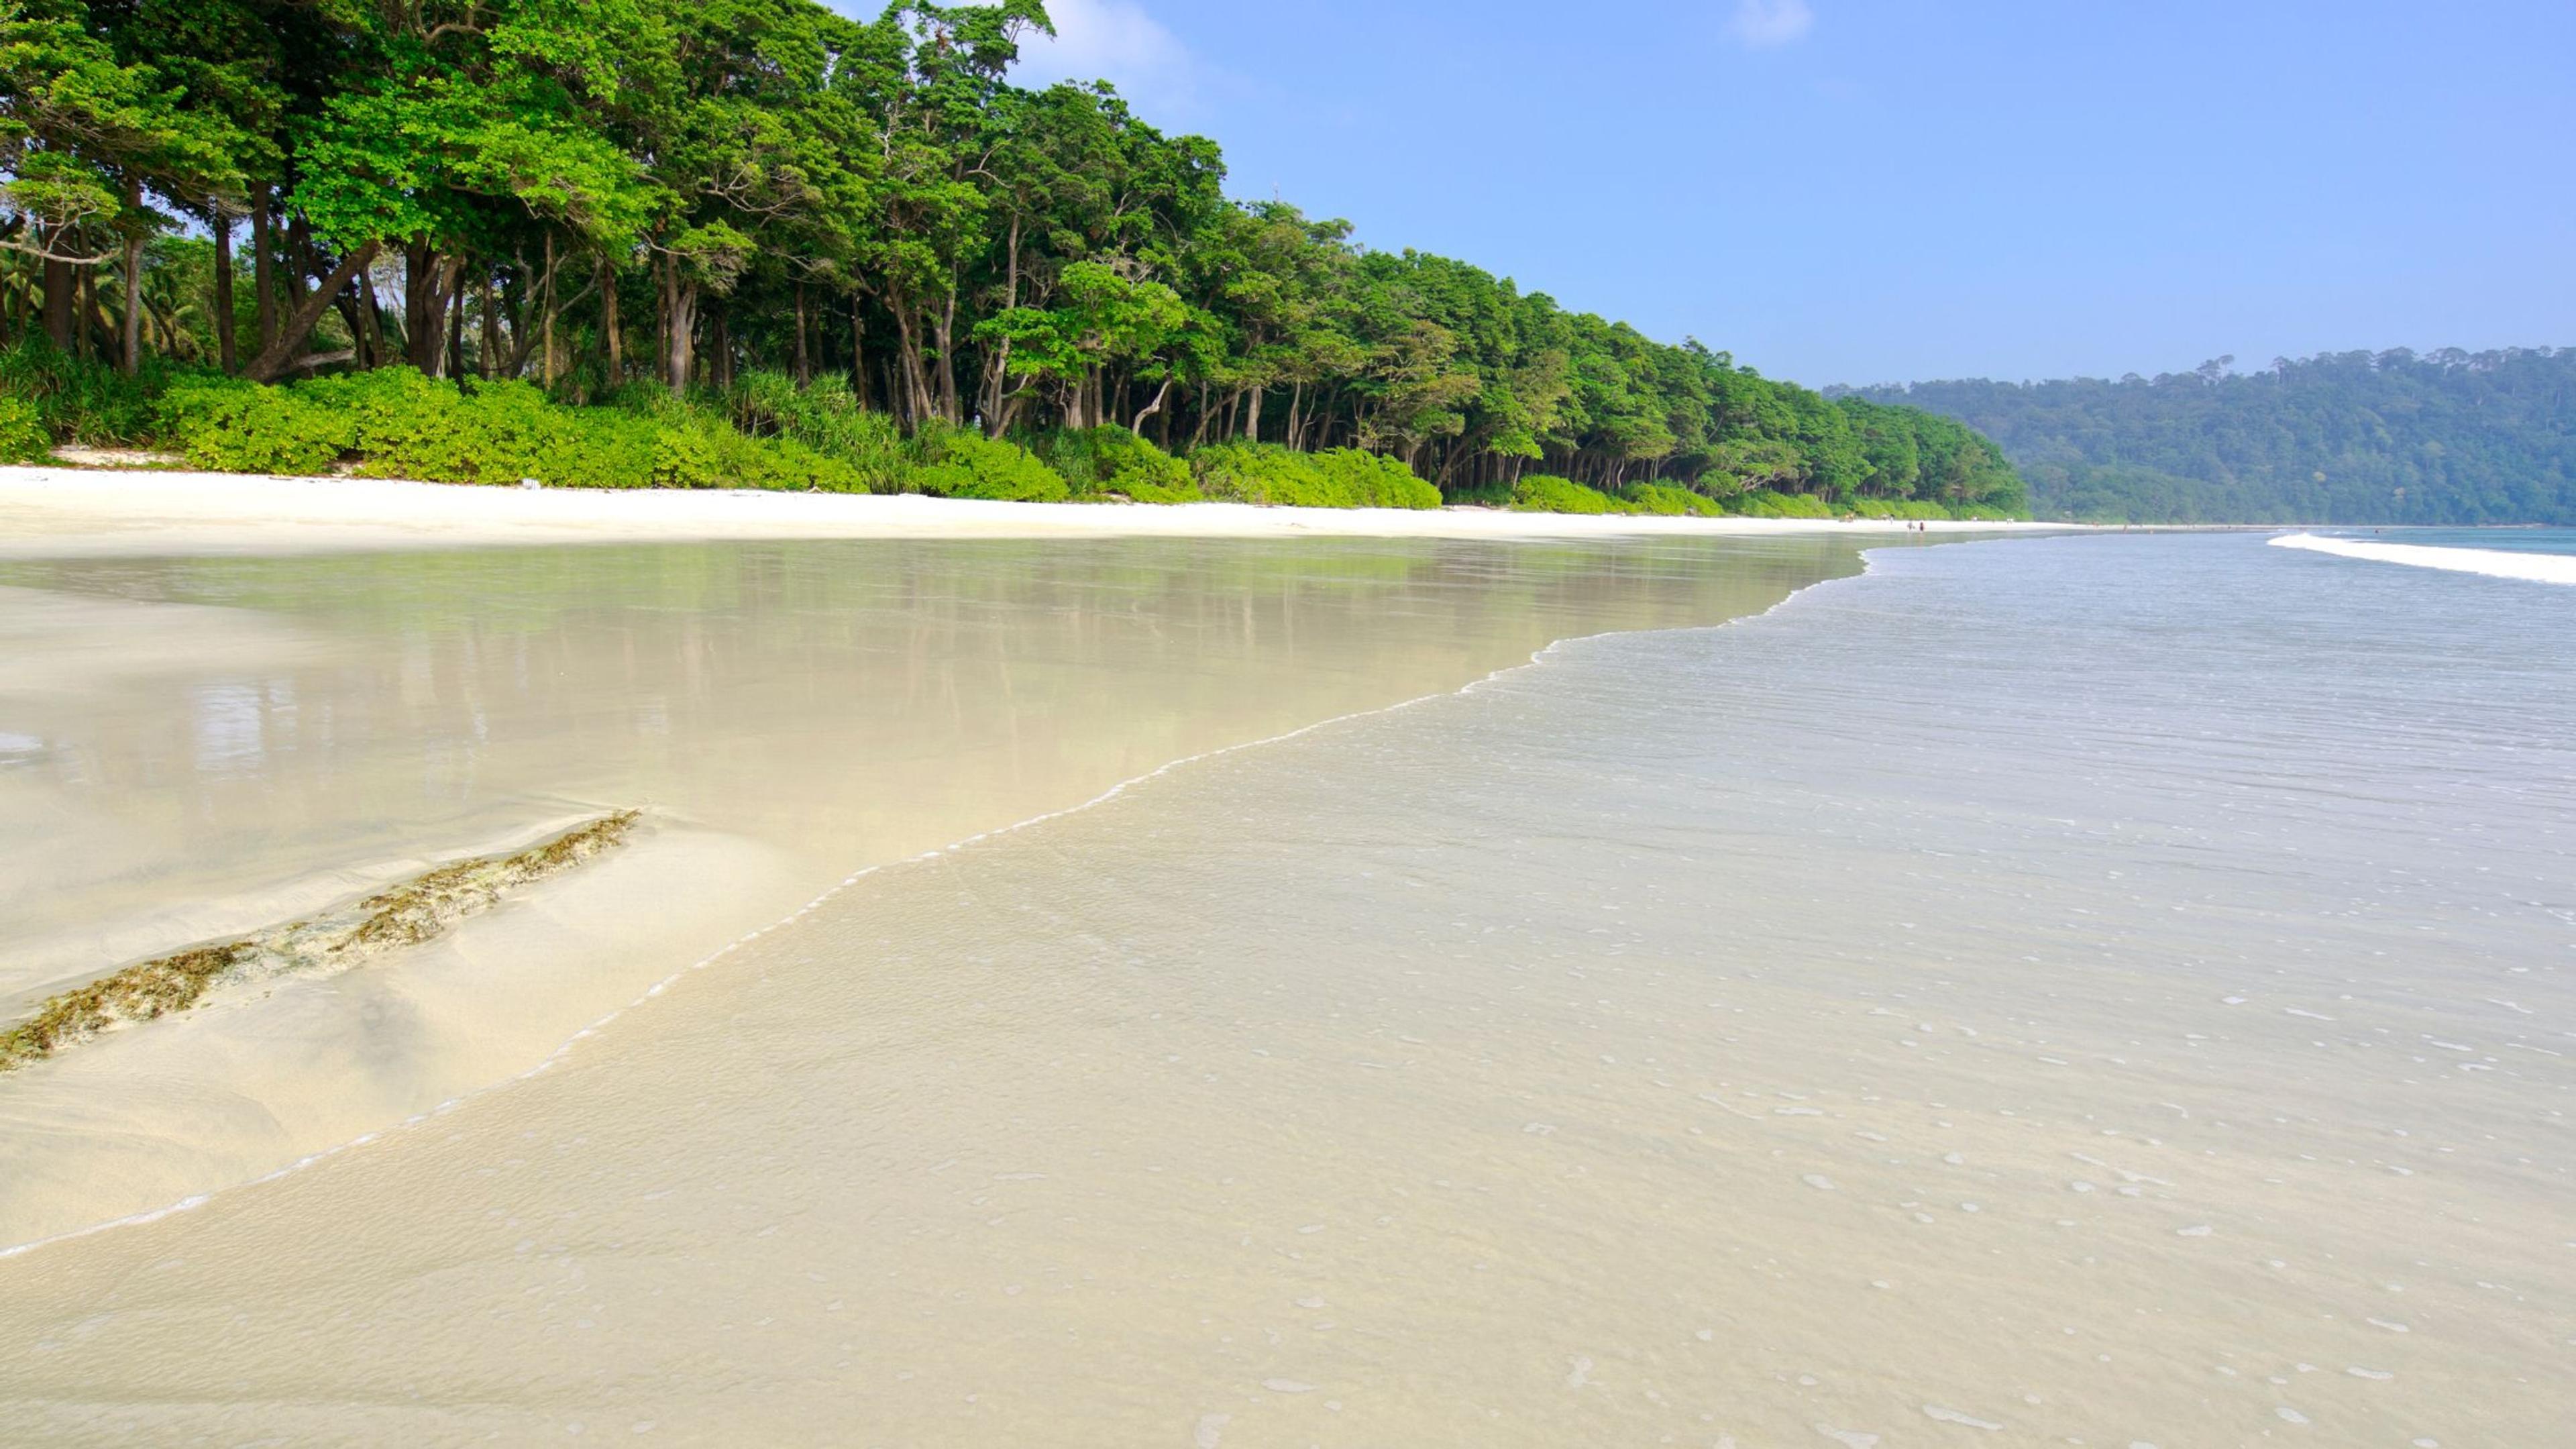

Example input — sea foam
[2269,533,2576,584]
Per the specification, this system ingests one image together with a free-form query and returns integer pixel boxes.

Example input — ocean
[0,529,2566,1446]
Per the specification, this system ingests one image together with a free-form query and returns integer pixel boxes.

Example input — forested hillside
[0,0,2024,517]
[1843,349,2576,524]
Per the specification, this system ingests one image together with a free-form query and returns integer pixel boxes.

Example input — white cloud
[1013,0,1195,106]
[1729,0,1815,48]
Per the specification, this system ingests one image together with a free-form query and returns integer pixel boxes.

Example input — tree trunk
[42,252,73,352]
[1130,376,1174,433]
[894,306,930,427]
[794,284,810,386]
[1242,382,1263,442]
[358,266,384,368]
[600,258,621,384]
[932,293,961,425]
[480,269,498,379]
[851,299,867,407]
[246,242,381,383]
[119,179,144,375]
[211,212,237,372]
[447,265,466,380]
[252,199,278,353]
[860,294,881,407]
[542,236,558,387]
[405,242,443,375]
[664,268,697,394]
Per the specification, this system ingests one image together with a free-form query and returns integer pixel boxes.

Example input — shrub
[1312,448,1441,509]
[0,339,174,445]
[1041,425,1199,502]
[1627,482,1722,517]
[728,370,907,493]
[913,426,1069,501]
[1190,441,1331,506]
[1191,442,1436,509]
[0,396,49,462]
[159,377,351,474]
[1736,489,1835,519]
[291,369,561,485]
[1509,475,1629,515]
[153,367,863,492]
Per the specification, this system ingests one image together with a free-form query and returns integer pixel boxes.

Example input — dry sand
[0,464,2063,559]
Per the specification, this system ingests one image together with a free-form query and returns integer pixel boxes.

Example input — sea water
[0,531,2567,1446]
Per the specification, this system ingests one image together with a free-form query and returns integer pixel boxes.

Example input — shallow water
[2,531,2569,1446]
[0,535,1862,1246]
[2317,525,2576,557]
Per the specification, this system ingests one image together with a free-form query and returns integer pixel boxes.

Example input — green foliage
[1508,475,1627,515]
[1627,482,1722,517]
[1737,490,1837,520]
[1848,349,2576,523]
[726,371,908,493]
[158,368,863,490]
[914,426,1070,502]
[160,377,350,474]
[1189,442,1437,509]
[5,0,2029,519]
[0,395,51,462]
[0,341,171,445]
[1311,448,1441,510]
[1040,425,1199,501]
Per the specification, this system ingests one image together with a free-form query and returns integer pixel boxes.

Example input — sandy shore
[0,464,2066,558]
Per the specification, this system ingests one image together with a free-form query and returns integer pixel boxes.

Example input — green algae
[0,810,640,1074]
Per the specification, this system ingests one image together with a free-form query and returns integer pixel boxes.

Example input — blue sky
[999,0,2576,387]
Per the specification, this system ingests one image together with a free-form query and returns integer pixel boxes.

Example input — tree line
[1842,348,2576,524]
[1,0,2024,515]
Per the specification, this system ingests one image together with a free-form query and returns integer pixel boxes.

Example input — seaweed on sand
[0,810,640,1073]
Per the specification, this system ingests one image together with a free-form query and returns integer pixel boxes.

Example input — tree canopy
[1845,349,2576,524]
[2,0,2023,517]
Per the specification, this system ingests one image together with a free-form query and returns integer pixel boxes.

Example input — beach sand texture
[1,527,2563,1448]
[0,464,2056,561]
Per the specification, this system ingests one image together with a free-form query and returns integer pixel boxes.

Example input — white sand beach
[0,464,2063,559]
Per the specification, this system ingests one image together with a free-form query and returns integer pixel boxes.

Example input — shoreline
[0,523,1884,1252]
[0,464,2074,559]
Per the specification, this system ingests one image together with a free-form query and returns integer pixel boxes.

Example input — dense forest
[1842,348,2576,524]
[0,0,2025,517]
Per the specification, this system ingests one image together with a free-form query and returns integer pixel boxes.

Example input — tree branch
[246,241,380,384]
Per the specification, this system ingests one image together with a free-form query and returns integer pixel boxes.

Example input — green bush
[1735,489,1836,519]
[0,396,50,462]
[159,376,352,474]
[154,367,863,491]
[1627,482,1722,517]
[1509,475,1629,515]
[1191,442,1437,509]
[1041,425,1199,502]
[728,370,907,493]
[1191,441,1331,506]
[0,339,176,445]
[914,426,1069,502]
[1312,448,1441,509]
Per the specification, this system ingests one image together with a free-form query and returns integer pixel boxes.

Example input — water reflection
[1,536,1865,999]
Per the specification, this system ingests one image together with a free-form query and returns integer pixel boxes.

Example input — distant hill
[1838,348,2576,523]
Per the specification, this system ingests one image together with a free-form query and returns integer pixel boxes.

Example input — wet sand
[0,534,1866,1252]
[1,533,2564,1447]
